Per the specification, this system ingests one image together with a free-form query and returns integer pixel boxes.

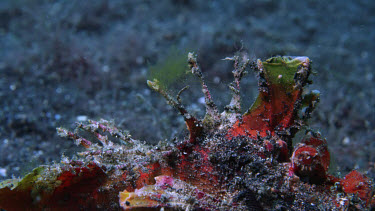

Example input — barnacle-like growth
[0,54,374,210]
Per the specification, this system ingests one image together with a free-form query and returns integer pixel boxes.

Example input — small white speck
[198,97,205,104]
[0,168,7,177]
[54,114,61,120]
[10,84,17,91]
[342,137,350,145]
[76,115,88,122]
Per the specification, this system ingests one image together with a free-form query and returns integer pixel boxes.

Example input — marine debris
[0,54,374,210]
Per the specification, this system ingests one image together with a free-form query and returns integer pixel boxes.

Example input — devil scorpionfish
[0,54,374,210]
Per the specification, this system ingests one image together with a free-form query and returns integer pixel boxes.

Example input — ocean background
[0,0,374,180]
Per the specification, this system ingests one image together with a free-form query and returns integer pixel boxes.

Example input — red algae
[341,170,373,205]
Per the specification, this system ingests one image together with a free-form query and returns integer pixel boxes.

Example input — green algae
[148,47,190,90]
[15,166,46,190]
[262,56,308,88]
[246,56,310,115]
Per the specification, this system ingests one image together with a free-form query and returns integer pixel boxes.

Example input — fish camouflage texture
[0,54,374,210]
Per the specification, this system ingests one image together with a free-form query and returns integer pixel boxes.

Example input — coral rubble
[0,54,373,210]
